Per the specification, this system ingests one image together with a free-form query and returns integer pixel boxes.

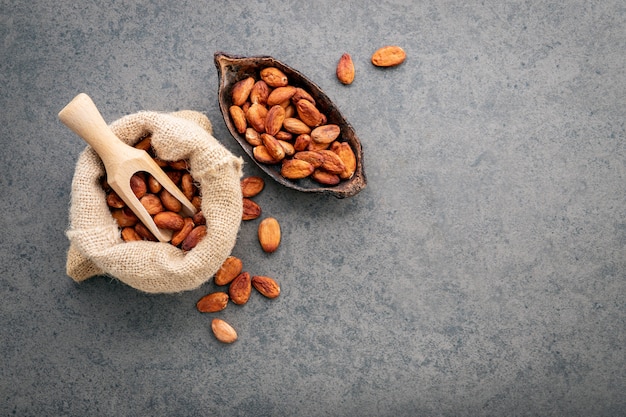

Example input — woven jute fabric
[65,110,243,293]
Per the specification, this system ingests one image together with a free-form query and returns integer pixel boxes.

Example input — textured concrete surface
[1,1,625,416]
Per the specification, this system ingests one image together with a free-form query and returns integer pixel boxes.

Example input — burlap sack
[65,110,243,293]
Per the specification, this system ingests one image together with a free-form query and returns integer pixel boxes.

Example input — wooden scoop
[58,93,196,243]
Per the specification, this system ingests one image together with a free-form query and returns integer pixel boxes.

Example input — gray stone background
[1,0,625,416]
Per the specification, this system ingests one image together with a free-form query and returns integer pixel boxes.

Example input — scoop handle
[58,93,134,166]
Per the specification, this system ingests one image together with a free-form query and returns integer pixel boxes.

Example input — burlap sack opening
[65,110,243,293]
